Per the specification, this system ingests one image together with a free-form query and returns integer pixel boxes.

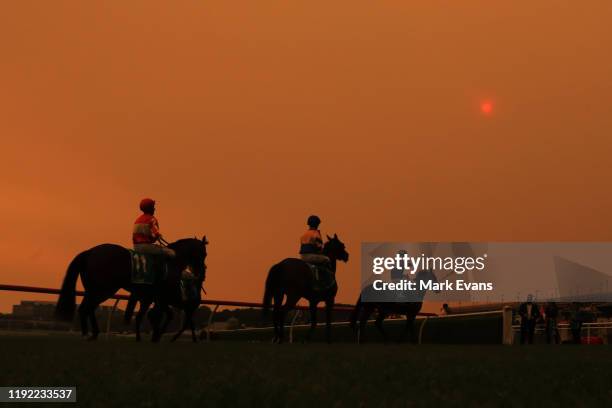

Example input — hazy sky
[1,2,611,312]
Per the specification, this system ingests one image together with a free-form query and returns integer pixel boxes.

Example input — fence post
[105,299,120,340]
[289,310,302,344]
[587,324,591,343]
[418,316,429,344]
[502,306,513,345]
[206,304,219,342]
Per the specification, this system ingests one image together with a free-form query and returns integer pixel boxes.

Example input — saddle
[306,263,336,291]
[129,250,168,285]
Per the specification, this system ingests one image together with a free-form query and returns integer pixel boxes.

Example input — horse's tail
[55,250,89,321]
[262,263,281,317]
[124,295,138,324]
[349,295,363,329]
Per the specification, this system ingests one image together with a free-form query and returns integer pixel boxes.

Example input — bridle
[159,237,207,296]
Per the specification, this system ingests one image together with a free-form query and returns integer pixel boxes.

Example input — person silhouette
[133,198,175,258]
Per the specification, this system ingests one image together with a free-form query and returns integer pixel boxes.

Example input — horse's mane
[323,235,338,244]
[167,237,201,250]
[171,238,199,245]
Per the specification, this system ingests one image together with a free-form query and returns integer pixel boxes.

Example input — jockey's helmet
[139,198,156,213]
[307,215,321,228]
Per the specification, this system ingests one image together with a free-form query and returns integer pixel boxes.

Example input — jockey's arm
[150,219,161,242]
[312,230,323,250]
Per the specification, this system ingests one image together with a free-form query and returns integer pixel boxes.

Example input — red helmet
[139,198,156,212]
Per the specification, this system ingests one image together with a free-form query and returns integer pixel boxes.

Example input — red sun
[480,101,493,115]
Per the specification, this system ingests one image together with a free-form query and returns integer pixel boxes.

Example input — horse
[262,234,349,343]
[349,268,438,343]
[55,237,208,341]
[123,262,206,343]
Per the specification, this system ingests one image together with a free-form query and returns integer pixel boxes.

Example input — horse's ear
[326,234,332,241]
[333,233,338,239]
[202,235,208,245]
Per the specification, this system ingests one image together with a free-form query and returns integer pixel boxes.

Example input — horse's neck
[324,250,338,272]
[323,246,337,272]
[329,257,337,272]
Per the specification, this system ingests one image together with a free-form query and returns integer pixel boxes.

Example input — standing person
[544,301,560,344]
[133,198,175,258]
[569,303,583,345]
[518,294,539,344]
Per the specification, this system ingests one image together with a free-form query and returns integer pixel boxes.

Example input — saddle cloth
[129,250,168,285]
[306,263,336,291]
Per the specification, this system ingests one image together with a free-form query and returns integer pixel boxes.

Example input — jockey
[299,215,330,265]
[133,198,175,258]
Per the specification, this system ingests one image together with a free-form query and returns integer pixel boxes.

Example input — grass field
[213,312,505,344]
[1,333,611,407]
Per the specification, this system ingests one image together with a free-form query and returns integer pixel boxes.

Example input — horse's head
[323,233,349,263]
[168,236,208,283]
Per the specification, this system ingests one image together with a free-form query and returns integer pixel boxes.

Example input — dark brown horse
[123,261,206,343]
[55,237,207,341]
[262,234,349,343]
[349,269,438,343]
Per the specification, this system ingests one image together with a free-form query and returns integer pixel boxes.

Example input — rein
[161,238,206,290]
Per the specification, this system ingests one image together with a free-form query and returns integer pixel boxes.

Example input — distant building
[12,300,56,320]
[1,300,128,333]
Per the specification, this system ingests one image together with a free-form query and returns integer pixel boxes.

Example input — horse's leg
[148,305,163,342]
[272,292,284,343]
[306,300,317,342]
[189,307,198,343]
[358,306,371,344]
[271,304,279,343]
[324,299,334,344]
[78,297,90,337]
[279,294,300,344]
[86,298,103,341]
[158,305,174,340]
[171,309,188,342]
[375,310,388,342]
[405,313,417,343]
[134,299,151,342]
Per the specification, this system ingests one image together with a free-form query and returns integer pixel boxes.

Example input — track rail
[0,283,437,341]
[0,283,356,311]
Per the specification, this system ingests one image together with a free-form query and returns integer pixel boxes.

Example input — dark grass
[214,313,504,344]
[0,334,611,408]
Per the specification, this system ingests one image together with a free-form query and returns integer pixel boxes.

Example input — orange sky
[1,2,611,313]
